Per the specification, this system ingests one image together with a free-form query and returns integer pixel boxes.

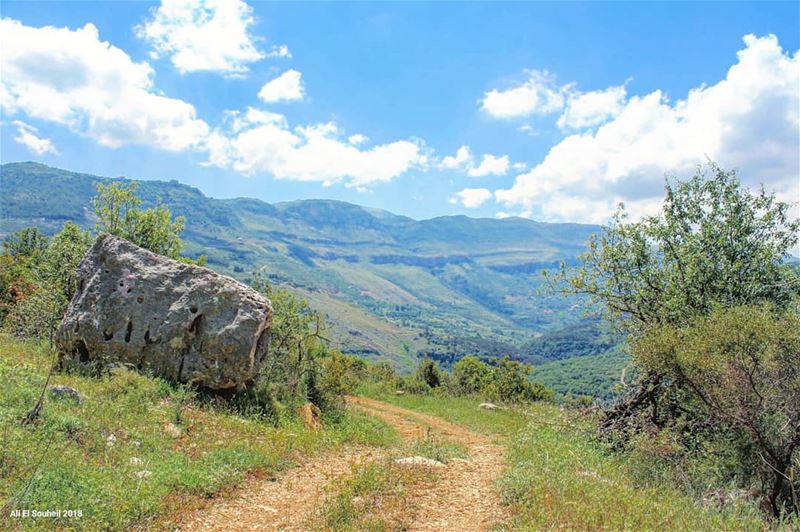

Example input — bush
[484,357,554,404]
[633,305,800,516]
[415,358,442,388]
[452,355,491,396]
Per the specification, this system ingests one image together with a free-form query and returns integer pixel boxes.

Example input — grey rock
[56,234,273,390]
[479,402,500,410]
[49,385,82,403]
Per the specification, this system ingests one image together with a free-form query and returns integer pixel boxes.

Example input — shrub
[415,358,442,389]
[452,355,491,396]
[633,305,800,516]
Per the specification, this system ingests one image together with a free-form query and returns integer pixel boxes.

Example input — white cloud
[481,70,566,119]
[12,120,58,155]
[495,34,799,224]
[441,145,473,169]
[266,44,292,59]
[258,70,304,103]
[136,0,267,76]
[206,111,425,187]
[348,133,368,145]
[440,145,510,177]
[557,85,627,129]
[0,18,209,151]
[450,188,493,208]
[468,154,510,177]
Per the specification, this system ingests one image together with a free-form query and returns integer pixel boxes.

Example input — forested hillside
[1,162,617,375]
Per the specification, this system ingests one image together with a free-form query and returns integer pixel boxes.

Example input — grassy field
[0,335,395,530]
[357,385,766,531]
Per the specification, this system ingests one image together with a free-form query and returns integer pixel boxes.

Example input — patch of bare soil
[178,445,382,531]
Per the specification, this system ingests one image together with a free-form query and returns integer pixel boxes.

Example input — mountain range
[1,162,619,384]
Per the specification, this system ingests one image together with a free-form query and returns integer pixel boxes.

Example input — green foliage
[555,163,800,519]
[452,355,491,395]
[534,348,631,400]
[415,357,442,389]
[483,357,554,404]
[1,223,92,340]
[633,305,800,516]
[93,181,186,260]
[3,227,48,258]
[555,163,799,333]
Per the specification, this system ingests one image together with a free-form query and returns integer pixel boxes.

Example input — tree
[1,223,91,341]
[452,355,491,395]
[93,181,186,259]
[634,306,800,516]
[554,163,799,334]
[554,163,800,517]
[484,357,553,403]
[416,357,442,388]
[3,227,47,258]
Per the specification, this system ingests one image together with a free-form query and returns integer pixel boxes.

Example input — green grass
[501,404,765,530]
[355,385,766,530]
[357,382,527,436]
[0,335,396,530]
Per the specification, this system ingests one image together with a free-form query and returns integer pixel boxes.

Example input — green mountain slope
[1,161,609,370]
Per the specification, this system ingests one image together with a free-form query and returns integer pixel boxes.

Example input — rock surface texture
[56,234,273,390]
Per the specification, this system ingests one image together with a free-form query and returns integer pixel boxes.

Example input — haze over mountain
[1,162,615,378]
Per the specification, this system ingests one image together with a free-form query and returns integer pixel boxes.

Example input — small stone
[394,456,446,468]
[394,390,406,395]
[131,440,141,447]
[298,403,323,431]
[130,457,143,465]
[106,434,116,447]
[135,470,152,479]
[164,423,182,438]
[479,402,499,410]
[49,385,82,404]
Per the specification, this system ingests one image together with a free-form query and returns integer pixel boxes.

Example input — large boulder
[56,234,273,390]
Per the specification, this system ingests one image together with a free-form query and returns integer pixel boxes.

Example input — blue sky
[1,1,798,222]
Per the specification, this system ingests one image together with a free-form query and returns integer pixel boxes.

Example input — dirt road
[180,397,509,531]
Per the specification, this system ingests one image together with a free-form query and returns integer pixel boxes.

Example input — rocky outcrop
[56,234,273,390]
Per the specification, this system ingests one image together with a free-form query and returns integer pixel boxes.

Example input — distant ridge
[1,161,607,370]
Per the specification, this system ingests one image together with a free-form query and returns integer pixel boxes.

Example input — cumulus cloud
[441,145,473,169]
[450,188,493,208]
[0,18,209,151]
[557,85,627,130]
[440,145,510,177]
[348,133,368,145]
[12,120,58,155]
[495,34,799,224]
[468,154,510,177]
[258,70,305,103]
[481,70,565,119]
[136,0,269,76]
[482,70,628,129]
[205,109,425,188]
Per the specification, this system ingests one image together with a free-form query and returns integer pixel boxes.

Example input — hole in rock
[125,320,133,343]
[190,305,198,314]
[103,329,113,341]
[137,296,144,303]
[74,340,90,363]
[188,314,203,334]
